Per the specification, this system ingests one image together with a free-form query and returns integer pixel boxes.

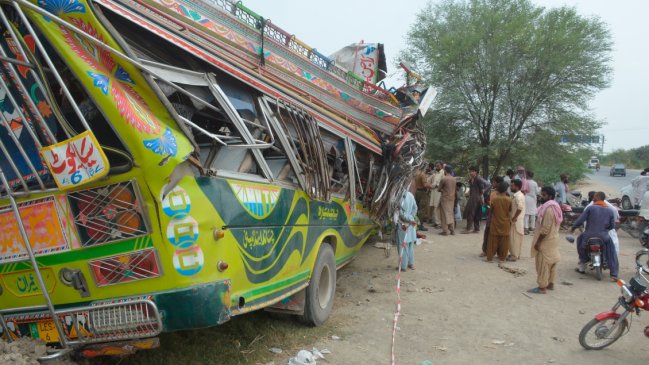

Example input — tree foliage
[602,146,649,170]
[404,0,613,179]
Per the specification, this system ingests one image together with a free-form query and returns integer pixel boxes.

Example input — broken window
[270,99,330,200]
[320,128,349,199]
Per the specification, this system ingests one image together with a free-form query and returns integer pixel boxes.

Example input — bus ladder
[0,168,73,360]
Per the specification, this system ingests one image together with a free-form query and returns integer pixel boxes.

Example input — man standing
[427,161,444,228]
[555,174,569,204]
[438,165,457,236]
[524,171,540,235]
[462,166,490,233]
[508,179,526,261]
[571,191,619,281]
[528,186,562,294]
[486,181,512,262]
[395,188,418,271]
[414,165,432,231]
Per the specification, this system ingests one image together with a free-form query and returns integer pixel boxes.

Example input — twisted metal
[371,115,427,221]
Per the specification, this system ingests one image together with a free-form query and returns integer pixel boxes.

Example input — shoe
[460,230,472,234]
[547,283,554,290]
[408,265,415,270]
[527,287,547,294]
[575,268,585,274]
[472,230,480,234]
[439,232,449,236]
[506,256,517,262]
[418,225,429,232]
[450,230,456,235]
[524,229,530,235]
[610,277,618,282]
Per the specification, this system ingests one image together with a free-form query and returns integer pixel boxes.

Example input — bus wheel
[302,243,336,326]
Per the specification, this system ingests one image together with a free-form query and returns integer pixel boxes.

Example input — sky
[242,0,648,153]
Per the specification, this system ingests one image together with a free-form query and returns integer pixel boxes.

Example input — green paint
[237,270,309,301]
[0,236,152,274]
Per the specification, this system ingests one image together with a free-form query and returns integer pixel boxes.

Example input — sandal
[408,265,415,270]
[574,268,585,274]
[547,283,554,290]
[479,252,487,257]
[527,287,546,294]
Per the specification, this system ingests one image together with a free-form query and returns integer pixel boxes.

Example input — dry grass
[84,311,343,365]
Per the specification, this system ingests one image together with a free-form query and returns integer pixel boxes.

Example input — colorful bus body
[0,0,426,357]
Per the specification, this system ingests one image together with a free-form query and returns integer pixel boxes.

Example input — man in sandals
[486,181,511,262]
[528,186,562,294]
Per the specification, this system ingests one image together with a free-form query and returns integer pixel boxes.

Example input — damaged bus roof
[91,0,408,152]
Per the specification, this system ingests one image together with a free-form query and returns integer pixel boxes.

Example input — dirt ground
[272,179,649,365]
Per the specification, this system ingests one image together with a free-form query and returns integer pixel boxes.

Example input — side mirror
[636,249,649,273]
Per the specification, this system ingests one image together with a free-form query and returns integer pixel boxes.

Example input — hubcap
[317,264,332,309]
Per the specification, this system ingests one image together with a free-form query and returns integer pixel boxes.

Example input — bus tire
[301,243,336,327]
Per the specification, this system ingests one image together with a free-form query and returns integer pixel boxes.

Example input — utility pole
[600,134,605,156]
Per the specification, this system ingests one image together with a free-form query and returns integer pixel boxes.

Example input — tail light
[589,244,601,252]
[89,249,161,287]
[69,181,148,246]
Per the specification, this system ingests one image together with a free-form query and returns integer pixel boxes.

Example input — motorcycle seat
[619,209,639,217]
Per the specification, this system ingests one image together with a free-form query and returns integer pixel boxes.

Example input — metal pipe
[0,168,68,348]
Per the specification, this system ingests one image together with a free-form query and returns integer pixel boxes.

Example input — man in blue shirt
[571,191,618,281]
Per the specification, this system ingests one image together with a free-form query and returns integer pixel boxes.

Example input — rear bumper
[0,280,231,345]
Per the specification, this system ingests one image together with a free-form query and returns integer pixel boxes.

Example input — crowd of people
[394,162,621,295]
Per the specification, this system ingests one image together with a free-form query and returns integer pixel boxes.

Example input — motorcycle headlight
[621,285,634,302]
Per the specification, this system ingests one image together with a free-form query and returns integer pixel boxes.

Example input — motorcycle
[579,249,649,350]
[561,204,584,232]
[567,235,608,280]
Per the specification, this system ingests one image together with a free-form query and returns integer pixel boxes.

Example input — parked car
[621,176,649,209]
[587,158,600,169]
[610,163,626,177]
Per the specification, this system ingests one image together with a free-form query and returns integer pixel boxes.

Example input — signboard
[330,43,383,83]
[418,86,438,117]
[40,131,109,190]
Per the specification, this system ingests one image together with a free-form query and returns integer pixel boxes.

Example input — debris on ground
[331,335,340,340]
[269,347,283,354]
[561,281,574,286]
[287,348,330,365]
[0,338,76,365]
[497,263,527,277]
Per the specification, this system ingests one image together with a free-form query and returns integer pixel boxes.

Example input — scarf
[593,200,608,208]
[538,199,563,225]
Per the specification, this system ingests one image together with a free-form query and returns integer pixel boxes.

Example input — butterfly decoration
[143,127,177,157]
[86,71,109,95]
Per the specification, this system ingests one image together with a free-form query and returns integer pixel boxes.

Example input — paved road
[584,165,642,198]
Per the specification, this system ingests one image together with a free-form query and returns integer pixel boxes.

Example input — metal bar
[0,168,68,348]
[0,42,58,144]
[0,56,32,68]
[0,8,71,141]
[0,82,46,189]
[0,133,30,193]
[259,97,306,188]
[0,313,12,343]
[12,1,92,133]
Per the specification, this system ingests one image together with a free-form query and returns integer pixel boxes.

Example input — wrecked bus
[0,0,430,358]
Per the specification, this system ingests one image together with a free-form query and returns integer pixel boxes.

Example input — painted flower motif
[37,100,53,118]
[87,71,109,95]
[143,127,177,156]
[38,0,86,19]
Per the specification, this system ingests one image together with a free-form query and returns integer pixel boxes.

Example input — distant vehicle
[610,164,627,177]
[588,158,600,169]
[621,176,649,209]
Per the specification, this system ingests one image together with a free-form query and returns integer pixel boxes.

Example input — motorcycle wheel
[595,265,603,281]
[578,317,628,350]
[639,221,648,247]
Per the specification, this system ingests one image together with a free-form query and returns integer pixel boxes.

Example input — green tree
[405,0,612,177]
